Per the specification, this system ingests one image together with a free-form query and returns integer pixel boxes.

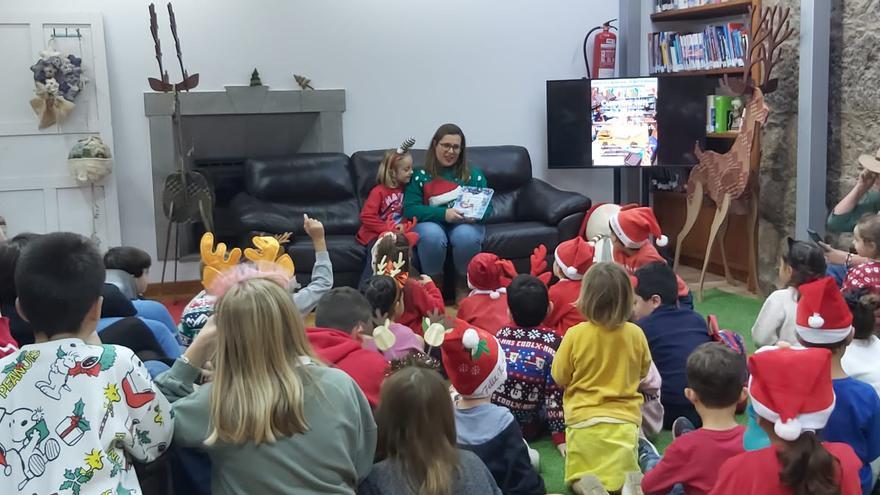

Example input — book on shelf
[648,23,748,74]
[654,0,728,12]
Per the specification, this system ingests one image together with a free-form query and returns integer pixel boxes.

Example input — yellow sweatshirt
[551,321,652,426]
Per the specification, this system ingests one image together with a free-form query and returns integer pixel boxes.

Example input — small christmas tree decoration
[294,74,314,90]
[250,68,262,86]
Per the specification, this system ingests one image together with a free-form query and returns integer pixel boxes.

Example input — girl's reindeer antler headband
[200,232,296,297]
[383,137,416,185]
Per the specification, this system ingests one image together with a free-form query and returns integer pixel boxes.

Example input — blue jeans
[413,222,485,276]
[827,263,848,287]
[133,299,178,339]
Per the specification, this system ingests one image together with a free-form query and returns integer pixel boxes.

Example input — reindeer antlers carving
[721,5,793,96]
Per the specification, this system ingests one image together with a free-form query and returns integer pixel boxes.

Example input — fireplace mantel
[144,86,345,260]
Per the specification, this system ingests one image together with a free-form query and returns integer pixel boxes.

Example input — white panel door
[0,13,120,249]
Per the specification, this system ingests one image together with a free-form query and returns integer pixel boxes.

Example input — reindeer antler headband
[200,232,296,295]
[384,137,416,185]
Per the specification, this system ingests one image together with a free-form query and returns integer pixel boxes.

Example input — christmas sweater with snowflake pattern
[0,338,173,495]
[491,325,565,445]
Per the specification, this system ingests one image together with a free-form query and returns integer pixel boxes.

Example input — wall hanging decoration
[67,135,113,248]
[294,74,314,90]
[29,44,87,129]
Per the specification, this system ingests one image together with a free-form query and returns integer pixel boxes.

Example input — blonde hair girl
[154,266,377,495]
[551,262,652,493]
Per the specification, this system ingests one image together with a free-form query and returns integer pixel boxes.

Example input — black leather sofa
[230,146,591,288]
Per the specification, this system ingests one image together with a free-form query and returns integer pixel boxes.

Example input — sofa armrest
[516,179,591,225]
[558,212,587,243]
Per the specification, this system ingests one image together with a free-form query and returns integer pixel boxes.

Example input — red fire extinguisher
[583,19,618,79]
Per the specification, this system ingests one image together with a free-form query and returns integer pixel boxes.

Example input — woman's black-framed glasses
[438,143,462,152]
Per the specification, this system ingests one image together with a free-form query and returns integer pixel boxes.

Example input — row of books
[654,0,730,11]
[648,24,748,74]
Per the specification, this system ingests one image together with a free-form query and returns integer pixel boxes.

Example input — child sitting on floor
[751,238,826,347]
[542,237,594,335]
[372,232,444,333]
[609,206,692,308]
[709,347,862,495]
[442,320,546,495]
[842,288,880,395]
[179,214,332,345]
[307,287,389,408]
[0,232,173,494]
[359,365,501,494]
[640,343,747,495]
[356,138,419,284]
[491,275,566,455]
[795,276,880,494]
[359,274,424,361]
[552,262,651,495]
[633,262,713,430]
[844,213,880,295]
[457,252,517,334]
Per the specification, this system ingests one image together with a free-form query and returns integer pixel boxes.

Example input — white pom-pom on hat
[565,266,578,277]
[774,418,803,442]
[656,235,669,247]
[462,328,480,350]
[808,313,825,329]
[489,290,501,300]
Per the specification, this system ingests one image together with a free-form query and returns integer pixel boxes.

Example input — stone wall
[755,0,876,293]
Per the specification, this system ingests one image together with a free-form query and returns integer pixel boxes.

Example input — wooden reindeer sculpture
[674,5,793,301]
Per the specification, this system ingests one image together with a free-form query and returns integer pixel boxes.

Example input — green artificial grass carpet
[532,288,763,494]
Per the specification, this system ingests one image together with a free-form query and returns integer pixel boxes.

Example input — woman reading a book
[403,123,493,302]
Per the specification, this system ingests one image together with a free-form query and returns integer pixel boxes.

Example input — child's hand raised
[303,214,328,252]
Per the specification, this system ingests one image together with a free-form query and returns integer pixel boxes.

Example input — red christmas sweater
[398,279,445,334]
[357,184,407,245]
[614,244,689,297]
[544,279,586,336]
[0,317,18,359]
[708,442,861,495]
[457,293,512,335]
[305,327,387,408]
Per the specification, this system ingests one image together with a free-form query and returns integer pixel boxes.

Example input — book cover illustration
[453,187,494,219]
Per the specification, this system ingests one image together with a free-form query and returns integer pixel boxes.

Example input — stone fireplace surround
[144,86,345,260]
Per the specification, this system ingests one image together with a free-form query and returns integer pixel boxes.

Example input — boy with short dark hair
[491,275,566,455]
[104,246,152,298]
[633,262,713,429]
[0,232,173,494]
[640,342,747,495]
[307,287,388,408]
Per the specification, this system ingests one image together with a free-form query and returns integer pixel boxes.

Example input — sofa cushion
[483,222,558,261]
[231,192,360,235]
[467,146,532,193]
[246,154,355,203]
[285,235,365,282]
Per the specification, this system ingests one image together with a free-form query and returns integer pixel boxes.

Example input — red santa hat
[441,320,507,398]
[467,253,517,299]
[795,276,854,344]
[748,347,836,441]
[423,178,462,207]
[609,207,668,249]
[554,237,595,281]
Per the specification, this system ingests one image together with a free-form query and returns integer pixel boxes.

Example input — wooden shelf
[707,131,738,139]
[650,66,744,77]
[650,0,752,22]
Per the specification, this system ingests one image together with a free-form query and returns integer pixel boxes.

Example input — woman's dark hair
[104,246,152,277]
[360,275,401,318]
[844,287,880,340]
[375,366,459,495]
[777,430,841,495]
[425,123,469,181]
[0,233,42,305]
[785,238,827,288]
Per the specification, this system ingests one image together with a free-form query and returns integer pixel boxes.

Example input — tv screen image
[591,77,658,167]
[546,77,708,168]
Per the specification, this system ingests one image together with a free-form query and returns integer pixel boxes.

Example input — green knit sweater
[403,166,493,223]
[827,191,880,233]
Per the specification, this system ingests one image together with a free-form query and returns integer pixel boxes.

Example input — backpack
[707,315,747,355]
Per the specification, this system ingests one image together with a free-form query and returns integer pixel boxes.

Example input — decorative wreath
[29,47,87,129]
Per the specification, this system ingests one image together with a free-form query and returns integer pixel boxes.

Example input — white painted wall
[7,0,619,281]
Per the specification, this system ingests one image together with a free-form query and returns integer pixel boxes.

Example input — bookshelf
[650,0,753,22]
[647,0,761,291]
